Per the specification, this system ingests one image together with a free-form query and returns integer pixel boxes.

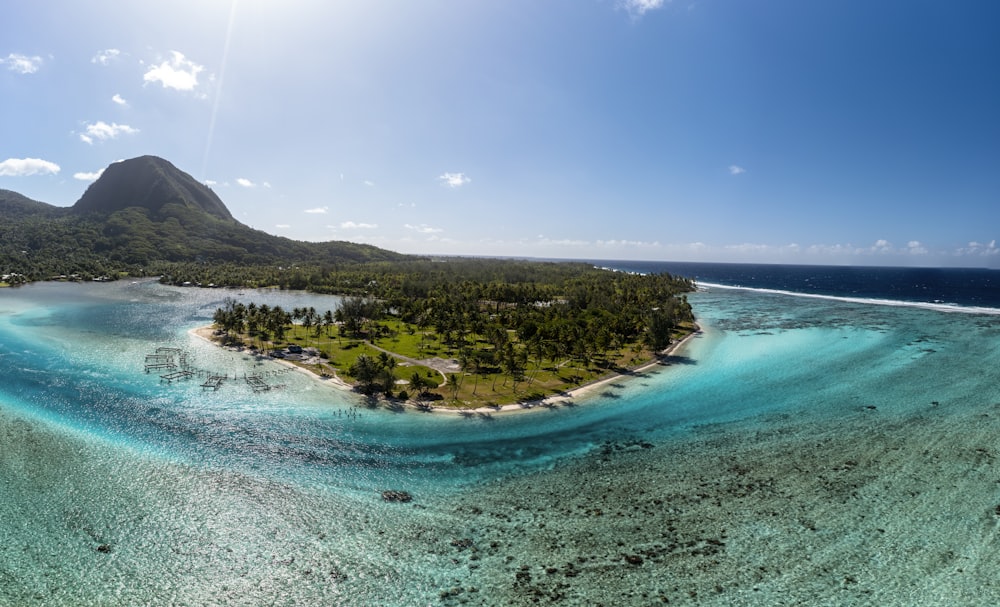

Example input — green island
[203,258,696,410]
[2,155,697,410]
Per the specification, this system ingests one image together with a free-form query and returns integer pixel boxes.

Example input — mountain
[0,189,61,220]
[73,156,235,221]
[0,155,412,280]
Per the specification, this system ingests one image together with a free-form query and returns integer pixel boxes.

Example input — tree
[337,296,374,337]
[302,306,315,335]
[377,367,396,397]
[645,307,675,351]
[409,371,428,396]
[349,354,381,394]
[446,373,460,401]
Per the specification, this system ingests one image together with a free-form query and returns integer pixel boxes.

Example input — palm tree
[302,307,314,335]
[378,351,397,377]
[377,367,396,397]
[446,373,460,401]
[349,354,380,394]
[409,371,428,397]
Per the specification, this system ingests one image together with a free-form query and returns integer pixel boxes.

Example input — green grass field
[217,320,695,410]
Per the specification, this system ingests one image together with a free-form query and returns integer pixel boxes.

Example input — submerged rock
[381,490,413,503]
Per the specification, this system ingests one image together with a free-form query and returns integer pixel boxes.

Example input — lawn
[215,320,696,410]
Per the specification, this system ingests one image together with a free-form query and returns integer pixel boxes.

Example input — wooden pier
[160,370,194,382]
[201,375,226,391]
[246,374,271,392]
[145,348,185,373]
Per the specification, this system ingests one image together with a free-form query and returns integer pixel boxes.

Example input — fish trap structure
[143,347,292,392]
[245,374,272,392]
[143,347,202,383]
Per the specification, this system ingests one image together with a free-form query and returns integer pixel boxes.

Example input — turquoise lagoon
[2,278,1000,605]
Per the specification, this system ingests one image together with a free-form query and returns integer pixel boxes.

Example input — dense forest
[0,156,410,284]
[0,199,409,283]
[208,258,696,406]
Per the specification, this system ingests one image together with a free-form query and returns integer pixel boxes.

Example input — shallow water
[2,279,1000,605]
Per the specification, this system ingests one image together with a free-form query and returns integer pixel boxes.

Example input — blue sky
[2,1,998,267]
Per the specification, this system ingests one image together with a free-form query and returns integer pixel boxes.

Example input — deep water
[2,267,1000,605]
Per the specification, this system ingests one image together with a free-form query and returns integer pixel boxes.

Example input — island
[197,259,697,411]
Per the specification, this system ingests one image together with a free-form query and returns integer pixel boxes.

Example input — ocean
[1,262,999,605]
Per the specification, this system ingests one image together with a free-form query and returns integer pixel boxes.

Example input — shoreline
[188,325,700,416]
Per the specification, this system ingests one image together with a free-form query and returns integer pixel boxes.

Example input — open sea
[2,262,1000,606]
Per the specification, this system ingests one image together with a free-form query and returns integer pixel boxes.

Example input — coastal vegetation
[1,155,698,409]
[208,260,696,408]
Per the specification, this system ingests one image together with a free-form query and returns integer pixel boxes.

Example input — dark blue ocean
[594,260,1000,309]
[2,263,1000,605]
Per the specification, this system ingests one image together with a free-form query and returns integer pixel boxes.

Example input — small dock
[246,374,271,392]
[201,375,227,391]
[160,370,194,383]
[145,348,185,373]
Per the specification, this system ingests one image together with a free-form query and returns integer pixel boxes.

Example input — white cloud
[725,242,777,254]
[304,206,328,214]
[405,223,444,234]
[596,239,663,248]
[364,180,374,187]
[710,239,941,263]
[111,93,128,107]
[73,168,105,181]
[957,240,1000,257]
[728,165,746,175]
[204,179,218,186]
[236,178,255,188]
[143,51,204,91]
[79,121,138,144]
[438,172,471,188]
[3,53,43,74]
[91,49,121,65]
[275,224,291,229]
[620,0,667,17]
[262,181,272,189]
[0,157,60,176]
[872,239,892,252]
[537,237,590,247]
[341,221,377,229]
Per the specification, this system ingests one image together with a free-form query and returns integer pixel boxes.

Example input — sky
[1,0,998,267]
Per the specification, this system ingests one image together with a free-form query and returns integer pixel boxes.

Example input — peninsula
[196,320,699,413]
[200,262,697,411]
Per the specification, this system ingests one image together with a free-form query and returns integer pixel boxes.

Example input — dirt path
[365,341,458,381]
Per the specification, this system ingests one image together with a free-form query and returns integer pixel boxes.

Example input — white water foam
[697,281,1000,315]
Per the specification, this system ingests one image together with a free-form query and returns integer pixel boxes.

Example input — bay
[2,266,999,605]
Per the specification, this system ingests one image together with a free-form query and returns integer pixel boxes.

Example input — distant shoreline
[189,325,700,416]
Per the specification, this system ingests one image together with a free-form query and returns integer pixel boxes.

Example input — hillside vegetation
[0,156,410,282]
